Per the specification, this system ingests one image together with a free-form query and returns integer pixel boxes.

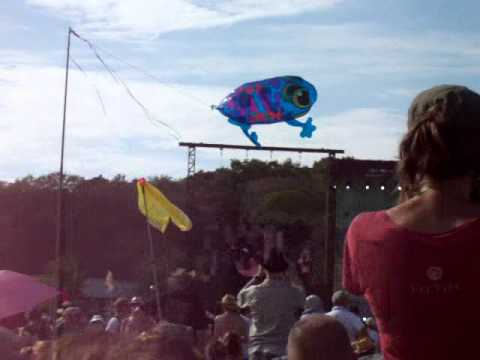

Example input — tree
[257,189,324,226]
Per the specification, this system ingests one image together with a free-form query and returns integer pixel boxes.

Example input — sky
[1,0,480,181]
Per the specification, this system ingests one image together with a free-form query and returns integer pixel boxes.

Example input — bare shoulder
[385,199,416,221]
[386,195,480,233]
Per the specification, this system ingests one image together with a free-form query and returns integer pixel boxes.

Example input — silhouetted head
[331,290,351,308]
[288,315,355,360]
[263,247,289,274]
[304,295,325,314]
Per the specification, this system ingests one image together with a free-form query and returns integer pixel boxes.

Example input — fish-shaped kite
[215,76,317,147]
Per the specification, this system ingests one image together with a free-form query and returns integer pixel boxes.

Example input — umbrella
[0,270,58,320]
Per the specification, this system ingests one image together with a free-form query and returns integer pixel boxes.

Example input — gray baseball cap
[408,85,480,131]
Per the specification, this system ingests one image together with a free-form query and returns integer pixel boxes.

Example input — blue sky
[1,0,479,180]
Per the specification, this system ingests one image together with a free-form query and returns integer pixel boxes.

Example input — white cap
[89,315,104,324]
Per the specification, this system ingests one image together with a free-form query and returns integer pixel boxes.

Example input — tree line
[0,159,332,296]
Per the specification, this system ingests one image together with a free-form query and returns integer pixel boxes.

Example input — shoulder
[348,211,385,233]
[346,211,389,246]
[325,309,338,318]
[238,286,254,306]
[214,314,226,322]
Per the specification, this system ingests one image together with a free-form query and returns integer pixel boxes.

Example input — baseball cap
[408,85,480,131]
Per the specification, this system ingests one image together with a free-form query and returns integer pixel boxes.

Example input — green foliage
[257,190,324,226]
[0,160,330,281]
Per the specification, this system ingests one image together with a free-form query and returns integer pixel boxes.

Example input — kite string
[70,30,182,142]
[71,29,210,109]
[71,57,107,116]
[94,43,209,109]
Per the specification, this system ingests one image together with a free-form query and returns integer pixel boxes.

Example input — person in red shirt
[343,85,480,360]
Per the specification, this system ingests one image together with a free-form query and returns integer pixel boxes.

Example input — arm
[239,268,265,293]
[294,288,306,319]
[342,221,363,295]
[213,317,223,340]
[237,268,264,315]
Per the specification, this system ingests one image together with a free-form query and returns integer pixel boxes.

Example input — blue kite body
[216,76,317,147]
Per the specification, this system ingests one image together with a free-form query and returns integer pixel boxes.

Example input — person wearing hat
[237,247,305,360]
[87,315,105,334]
[343,85,480,360]
[213,294,250,357]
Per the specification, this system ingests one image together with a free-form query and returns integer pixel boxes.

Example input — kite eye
[284,84,300,98]
[292,88,311,108]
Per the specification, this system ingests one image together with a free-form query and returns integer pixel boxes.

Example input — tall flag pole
[136,179,192,320]
[138,179,163,320]
[55,27,72,314]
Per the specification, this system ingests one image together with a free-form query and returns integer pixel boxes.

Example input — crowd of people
[3,83,480,360]
[1,247,379,360]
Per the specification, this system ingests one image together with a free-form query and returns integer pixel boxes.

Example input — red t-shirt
[343,210,480,360]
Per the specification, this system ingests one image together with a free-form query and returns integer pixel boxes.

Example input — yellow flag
[137,179,192,233]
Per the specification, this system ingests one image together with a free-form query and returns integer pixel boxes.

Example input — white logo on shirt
[426,266,443,281]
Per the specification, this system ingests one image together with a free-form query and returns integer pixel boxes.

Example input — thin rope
[71,57,107,116]
[72,29,209,110]
[71,30,182,142]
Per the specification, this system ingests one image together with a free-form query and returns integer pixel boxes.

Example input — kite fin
[287,117,316,138]
[229,119,261,147]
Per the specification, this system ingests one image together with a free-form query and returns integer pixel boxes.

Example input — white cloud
[68,22,480,83]
[28,0,342,40]
[0,63,233,179]
[252,24,480,77]
[0,49,47,67]
[316,108,404,160]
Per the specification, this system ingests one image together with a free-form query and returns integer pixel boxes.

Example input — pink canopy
[0,270,58,320]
